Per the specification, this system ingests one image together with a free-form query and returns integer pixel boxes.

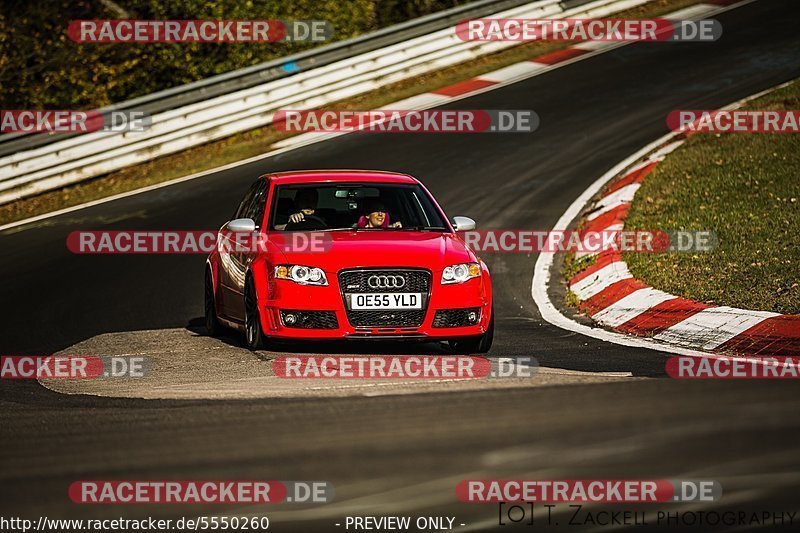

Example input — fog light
[284,313,297,325]
[467,311,478,323]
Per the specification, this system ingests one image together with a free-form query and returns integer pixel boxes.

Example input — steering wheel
[285,214,328,231]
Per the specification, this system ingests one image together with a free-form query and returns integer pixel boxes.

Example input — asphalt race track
[2,1,800,530]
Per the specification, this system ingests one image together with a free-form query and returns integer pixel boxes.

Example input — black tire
[244,278,267,350]
[204,269,221,337]
[449,306,494,354]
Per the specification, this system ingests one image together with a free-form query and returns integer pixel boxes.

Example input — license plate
[350,293,423,310]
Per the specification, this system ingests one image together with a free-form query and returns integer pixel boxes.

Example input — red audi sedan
[204,170,493,353]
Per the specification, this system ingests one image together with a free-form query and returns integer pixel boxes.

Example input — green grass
[0,0,703,227]
[623,80,800,314]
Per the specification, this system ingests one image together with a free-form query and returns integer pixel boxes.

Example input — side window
[248,180,269,228]
[234,181,259,220]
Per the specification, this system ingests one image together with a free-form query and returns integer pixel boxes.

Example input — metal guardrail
[0,0,650,205]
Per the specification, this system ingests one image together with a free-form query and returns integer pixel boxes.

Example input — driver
[288,189,318,224]
[282,189,329,231]
[358,199,402,228]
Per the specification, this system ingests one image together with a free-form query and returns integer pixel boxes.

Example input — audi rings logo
[367,275,406,289]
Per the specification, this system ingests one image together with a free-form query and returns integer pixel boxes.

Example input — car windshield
[270,183,449,231]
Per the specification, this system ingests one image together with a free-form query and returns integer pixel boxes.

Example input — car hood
[273,231,476,272]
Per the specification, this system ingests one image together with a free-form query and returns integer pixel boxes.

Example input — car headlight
[441,262,481,284]
[274,265,328,286]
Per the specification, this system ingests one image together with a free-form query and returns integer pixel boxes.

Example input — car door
[226,179,269,322]
[218,180,261,322]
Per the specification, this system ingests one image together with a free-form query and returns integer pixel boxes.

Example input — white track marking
[651,139,686,158]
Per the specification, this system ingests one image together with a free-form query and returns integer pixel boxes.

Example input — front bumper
[259,269,491,340]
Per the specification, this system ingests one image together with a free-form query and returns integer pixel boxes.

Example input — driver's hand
[390,221,402,228]
[289,212,305,223]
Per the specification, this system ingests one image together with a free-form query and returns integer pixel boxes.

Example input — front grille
[280,310,338,329]
[339,269,430,293]
[433,307,481,328]
[339,269,431,327]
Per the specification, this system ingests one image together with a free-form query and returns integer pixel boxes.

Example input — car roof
[262,170,419,185]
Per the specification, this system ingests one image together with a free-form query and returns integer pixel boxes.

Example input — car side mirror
[451,216,476,232]
[226,218,257,232]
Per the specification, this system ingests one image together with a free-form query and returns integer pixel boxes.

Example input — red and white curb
[567,136,800,357]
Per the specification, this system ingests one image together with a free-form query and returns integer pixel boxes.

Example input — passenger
[357,199,402,228]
